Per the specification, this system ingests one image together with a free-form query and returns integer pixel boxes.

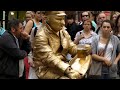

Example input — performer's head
[45,11,66,32]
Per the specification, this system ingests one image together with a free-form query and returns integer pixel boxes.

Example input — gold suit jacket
[33,24,77,79]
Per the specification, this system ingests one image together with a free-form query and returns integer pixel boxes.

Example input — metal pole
[3,11,5,29]
[76,11,78,22]
[17,11,19,19]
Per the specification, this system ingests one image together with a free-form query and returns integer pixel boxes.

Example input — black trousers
[0,75,18,79]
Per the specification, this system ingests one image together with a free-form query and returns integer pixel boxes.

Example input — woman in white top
[89,20,120,79]
[74,20,97,45]
[23,11,33,28]
[24,11,42,35]
[20,11,43,79]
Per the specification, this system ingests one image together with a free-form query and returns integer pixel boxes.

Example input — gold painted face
[47,11,66,32]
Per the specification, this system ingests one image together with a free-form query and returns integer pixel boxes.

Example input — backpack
[30,20,41,37]
[0,27,6,37]
[29,20,41,48]
[33,27,38,37]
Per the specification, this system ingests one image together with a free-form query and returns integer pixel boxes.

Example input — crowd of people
[0,11,120,79]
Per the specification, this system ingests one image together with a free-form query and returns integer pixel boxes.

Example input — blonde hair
[26,11,34,18]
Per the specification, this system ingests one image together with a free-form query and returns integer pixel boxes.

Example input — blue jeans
[101,74,110,79]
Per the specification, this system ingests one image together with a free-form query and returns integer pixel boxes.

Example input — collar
[12,33,17,40]
[13,34,20,48]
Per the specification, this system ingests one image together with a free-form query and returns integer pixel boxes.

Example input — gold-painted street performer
[33,11,91,79]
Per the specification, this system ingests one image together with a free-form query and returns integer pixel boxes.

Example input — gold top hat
[44,11,66,16]
[56,11,66,16]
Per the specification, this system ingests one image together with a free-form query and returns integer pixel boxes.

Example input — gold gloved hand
[85,44,92,55]
[65,66,82,79]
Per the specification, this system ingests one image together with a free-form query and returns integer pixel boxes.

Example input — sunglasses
[82,15,89,17]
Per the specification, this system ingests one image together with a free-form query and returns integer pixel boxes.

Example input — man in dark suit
[0,19,27,79]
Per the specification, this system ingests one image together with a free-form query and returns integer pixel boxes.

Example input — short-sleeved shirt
[75,30,97,45]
